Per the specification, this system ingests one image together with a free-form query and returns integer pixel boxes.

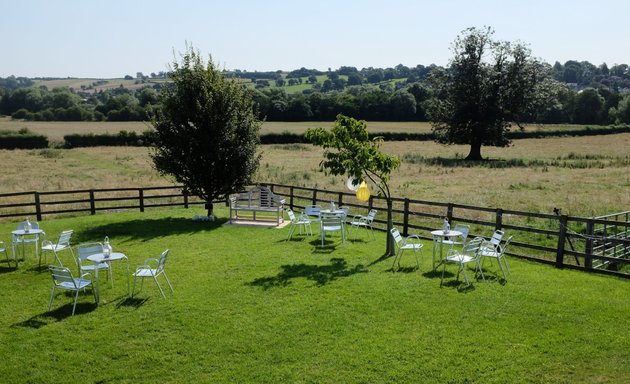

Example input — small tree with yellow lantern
[305,114,400,256]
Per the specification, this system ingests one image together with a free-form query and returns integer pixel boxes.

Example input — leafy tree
[609,94,630,123]
[305,114,400,256]
[572,88,605,124]
[150,46,261,216]
[426,26,559,160]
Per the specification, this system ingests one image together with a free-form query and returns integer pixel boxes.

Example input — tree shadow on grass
[76,217,228,243]
[247,258,368,289]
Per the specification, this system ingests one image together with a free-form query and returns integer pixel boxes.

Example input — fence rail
[1,183,629,278]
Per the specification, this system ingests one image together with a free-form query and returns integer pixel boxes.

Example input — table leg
[94,266,100,304]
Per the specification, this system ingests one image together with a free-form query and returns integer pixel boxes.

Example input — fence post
[337,192,343,207]
[312,190,317,206]
[34,192,42,221]
[368,196,374,211]
[89,190,96,215]
[556,215,568,268]
[139,188,144,212]
[585,219,594,269]
[496,208,503,230]
[446,203,453,223]
[289,186,294,209]
[183,191,189,209]
[403,198,410,236]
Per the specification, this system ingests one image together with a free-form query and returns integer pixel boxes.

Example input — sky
[2,0,629,78]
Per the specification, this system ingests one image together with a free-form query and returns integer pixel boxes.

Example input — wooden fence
[1,183,628,278]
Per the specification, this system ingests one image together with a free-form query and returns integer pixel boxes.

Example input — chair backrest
[77,242,103,262]
[499,236,513,255]
[462,236,484,256]
[321,213,343,228]
[390,228,403,248]
[304,205,322,217]
[366,209,378,223]
[49,265,78,288]
[286,209,297,222]
[453,224,470,240]
[157,249,169,274]
[57,230,74,246]
[489,230,504,247]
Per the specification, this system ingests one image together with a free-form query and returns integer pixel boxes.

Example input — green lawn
[1,207,628,383]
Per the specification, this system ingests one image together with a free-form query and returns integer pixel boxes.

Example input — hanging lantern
[346,176,359,191]
[356,181,370,202]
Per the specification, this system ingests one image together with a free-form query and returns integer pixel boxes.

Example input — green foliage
[150,46,262,206]
[0,128,48,149]
[305,114,400,254]
[426,26,562,160]
[63,130,153,148]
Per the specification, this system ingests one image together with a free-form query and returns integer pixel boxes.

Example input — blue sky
[2,0,629,78]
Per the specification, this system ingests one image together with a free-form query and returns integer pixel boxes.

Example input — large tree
[305,115,400,256]
[426,26,559,160]
[150,46,261,216]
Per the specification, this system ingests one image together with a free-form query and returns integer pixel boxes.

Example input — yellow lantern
[356,181,370,202]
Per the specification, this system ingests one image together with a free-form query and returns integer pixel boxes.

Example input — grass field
[0,207,628,383]
[0,127,629,217]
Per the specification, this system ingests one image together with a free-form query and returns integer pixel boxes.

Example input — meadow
[0,119,628,217]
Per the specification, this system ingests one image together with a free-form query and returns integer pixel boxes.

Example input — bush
[0,128,49,149]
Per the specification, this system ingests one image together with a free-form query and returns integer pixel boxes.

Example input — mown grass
[0,206,628,383]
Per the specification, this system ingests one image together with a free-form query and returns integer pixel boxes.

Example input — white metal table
[430,229,463,271]
[87,252,130,302]
[11,228,45,261]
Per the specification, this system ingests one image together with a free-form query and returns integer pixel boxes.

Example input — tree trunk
[205,202,214,217]
[466,142,483,161]
[386,199,395,256]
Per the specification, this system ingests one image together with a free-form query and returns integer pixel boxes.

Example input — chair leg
[162,272,174,293]
[502,256,511,275]
[391,249,402,271]
[460,264,469,285]
[152,275,166,298]
[414,248,420,269]
[72,289,80,316]
[131,275,138,297]
[440,260,448,287]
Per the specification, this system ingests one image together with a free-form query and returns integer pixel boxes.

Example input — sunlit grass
[0,206,628,383]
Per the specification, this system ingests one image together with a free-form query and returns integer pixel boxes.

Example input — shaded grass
[0,206,629,383]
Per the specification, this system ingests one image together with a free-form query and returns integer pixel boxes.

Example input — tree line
[1,59,630,124]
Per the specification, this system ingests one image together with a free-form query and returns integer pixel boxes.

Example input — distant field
[31,78,168,93]
[1,130,629,217]
[1,117,597,142]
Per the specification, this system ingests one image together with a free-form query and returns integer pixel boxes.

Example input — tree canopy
[150,46,261,215]
[426,26,561,160]
[305,114,400,255]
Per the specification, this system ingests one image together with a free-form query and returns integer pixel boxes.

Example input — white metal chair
[440,236,485,287]
[391,227,424,271]
[40,230,75,267]
[479,235,512,280]
[286,209,312,240]
[320,213,345,246]
[304,205,323,225]
[1,240,17,268]
[13,222,43,260]
[131,249,173,298]
[349,209,377,240]
[77,242,113,287]
[48,265,96,316]
[440,223,470,249]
